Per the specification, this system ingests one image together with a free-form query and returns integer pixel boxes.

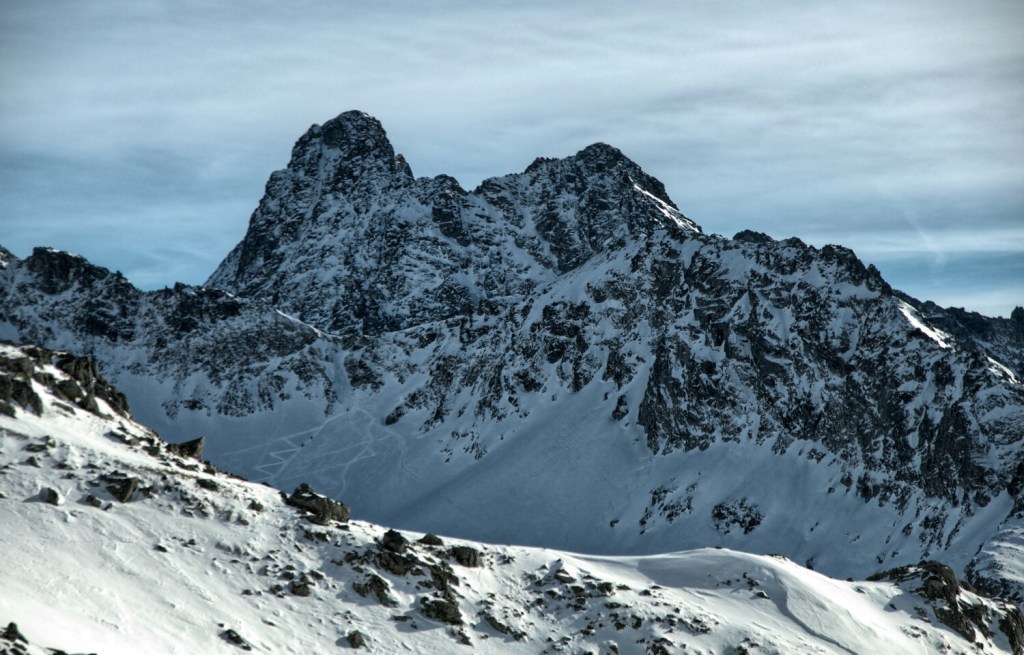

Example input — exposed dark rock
[380,529,409,553]
[290,578,311,597]
[711,500,763,535]
[39,487,60,505]
[482,612,525,640]
[0,373,41,416]
[916,561,960,604]
[346,630,367,649]
[285,483,350,524]
[0,343,131,420]
[1001,606,1024,655]
[196,478,219,491]
[105,477,140,503]
[611,394,629,421]
[418,533,444,546]
[421,597,462,625]
[353,574,395,606]
[733,230,775,244]
[220,628,253,650]
[377,551,417,576]
[449,545,482,568]
[2,622,26,643]
[166,437,205,460]
[84,494,105,509]
[426,561,459,595]
[24,437,54,453]
[867,560,1020,647]
[53,352,129,416]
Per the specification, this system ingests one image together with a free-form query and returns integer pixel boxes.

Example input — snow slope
[2,342,1022,655]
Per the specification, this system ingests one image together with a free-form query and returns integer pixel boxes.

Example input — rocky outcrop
[346,630,367,649]
[285,483,350,524]
[449,545,482,568]
[104,475,141,503]
[0,343,127,418]
[870,561,1024,652]
[166,436,205,460]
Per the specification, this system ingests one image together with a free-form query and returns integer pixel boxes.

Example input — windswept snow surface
[2,342,1021,654]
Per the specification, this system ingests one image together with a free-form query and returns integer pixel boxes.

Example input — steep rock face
[2,111,1023,596]
[907,297,1024,377]
[330,228,1022,575]
[206,111,698,335]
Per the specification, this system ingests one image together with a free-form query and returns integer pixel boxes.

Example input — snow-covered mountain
[3,341,1022,654]
[205,112,698,335]
[1,111,1023,607]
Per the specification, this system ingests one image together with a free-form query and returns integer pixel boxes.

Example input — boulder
[166,437,205,460]
[346,630,366,649]
[105,477,140,503]
[220,628,252,651]
[449,545,482,567]
[380,529,409,553]
[417,533,444,546]
[39,487,61,505]
[285,483,350,524]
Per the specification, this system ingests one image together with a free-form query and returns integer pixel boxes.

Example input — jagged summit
[293,110,415,190]
[535,141,680,210]
[207,110,701,333]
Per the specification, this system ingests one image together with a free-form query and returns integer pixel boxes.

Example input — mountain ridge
[205,110,699,335]
[1,111,1023,610]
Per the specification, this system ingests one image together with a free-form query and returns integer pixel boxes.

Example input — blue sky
[1,1,1022,316]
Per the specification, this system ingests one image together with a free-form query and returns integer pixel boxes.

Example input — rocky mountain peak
[206,111,703,332]
[290,109,414,194]
[475,140,700,273]
[23,247,128,296]
[522,141,681,212]
[205,111,417,299]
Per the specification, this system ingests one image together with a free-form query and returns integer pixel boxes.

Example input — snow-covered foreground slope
[3,344,1024,654]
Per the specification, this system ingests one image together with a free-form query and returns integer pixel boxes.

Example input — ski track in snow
[247,405,414,498]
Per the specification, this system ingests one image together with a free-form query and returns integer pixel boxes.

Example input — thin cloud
[1,1,1021,316]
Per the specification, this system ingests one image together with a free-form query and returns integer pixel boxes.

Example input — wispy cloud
[1,1,1021,314]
